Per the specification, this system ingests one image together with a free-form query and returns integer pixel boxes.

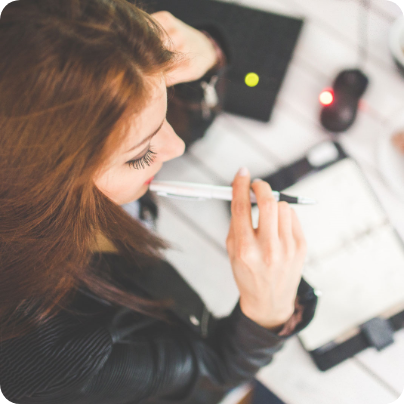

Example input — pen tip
[298,197,318,205]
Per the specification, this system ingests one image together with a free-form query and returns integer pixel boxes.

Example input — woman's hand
[151,11,218,87]
[226,168,307,331]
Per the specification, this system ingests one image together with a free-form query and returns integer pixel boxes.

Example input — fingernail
[237,167,249,177]
[252,178,263,183]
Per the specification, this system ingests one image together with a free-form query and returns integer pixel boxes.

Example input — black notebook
[148,0,303,121]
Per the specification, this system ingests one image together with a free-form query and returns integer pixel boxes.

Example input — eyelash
[127,148,157,170]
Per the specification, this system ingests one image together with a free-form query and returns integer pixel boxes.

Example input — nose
[158,120,186,162]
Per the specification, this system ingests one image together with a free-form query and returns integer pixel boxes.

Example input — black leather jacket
[1,253,317,404]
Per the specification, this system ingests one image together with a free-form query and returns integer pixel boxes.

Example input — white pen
[149,180,316,205]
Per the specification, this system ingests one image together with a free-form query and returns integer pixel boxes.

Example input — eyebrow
[126,119,165,153]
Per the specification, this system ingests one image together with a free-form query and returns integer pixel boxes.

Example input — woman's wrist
[239,297,305,337]
[278,300,305,337]
[200,30,227,72]
[239,299,294,332]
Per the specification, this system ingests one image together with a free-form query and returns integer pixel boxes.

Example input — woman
[0,1,317,403]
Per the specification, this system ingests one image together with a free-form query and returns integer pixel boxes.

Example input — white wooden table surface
[154,1,404,403]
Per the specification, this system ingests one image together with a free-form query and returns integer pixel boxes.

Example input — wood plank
[355,157,404,243]
[257,337,398,404]
[222,108,326,170]
[275,0,400,69]
[370,0,403,21]
[187,115,279,182]
[356,330,404,395]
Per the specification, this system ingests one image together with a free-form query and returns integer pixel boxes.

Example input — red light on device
[319,89,334,106]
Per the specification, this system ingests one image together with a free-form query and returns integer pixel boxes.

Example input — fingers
[151,11,176,27]
[151,12,187,49]
[278,202,295,257]
[152,11,217,86]
[226,217,235,253]
[230,168,254,246]
[151,12,178,48]
[250,179,278,242]
[251,180,304,262]
[291,209,307,258]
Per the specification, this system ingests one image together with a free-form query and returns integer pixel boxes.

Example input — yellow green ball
[245,73,260,87]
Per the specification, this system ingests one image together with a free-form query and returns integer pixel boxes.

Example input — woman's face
[94,75,185,205]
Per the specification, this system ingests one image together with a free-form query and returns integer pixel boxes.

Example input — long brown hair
[0,0,177,342]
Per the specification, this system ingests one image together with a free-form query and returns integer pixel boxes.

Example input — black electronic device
[320,69,369,133]
[319,0,372,133]
[148,0,303,122]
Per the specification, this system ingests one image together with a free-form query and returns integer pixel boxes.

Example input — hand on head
[152,11,218,87]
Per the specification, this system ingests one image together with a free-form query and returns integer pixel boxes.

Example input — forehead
[143,75,167,115]
[119,76,167,149]
[131,78,167,131]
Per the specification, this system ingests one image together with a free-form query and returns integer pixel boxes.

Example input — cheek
[95,166,149,205]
